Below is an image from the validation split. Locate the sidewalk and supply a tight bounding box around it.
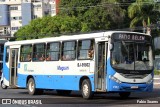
[154,75,160,85]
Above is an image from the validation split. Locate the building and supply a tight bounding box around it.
[0,25,10,39]
[50,0,60,16]
[0,0,59,39]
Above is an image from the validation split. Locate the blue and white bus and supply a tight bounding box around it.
[1,31,154,99]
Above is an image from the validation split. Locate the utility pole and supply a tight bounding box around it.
[142,20,147,33]
[146,27,151,35]
[142,20,151,35]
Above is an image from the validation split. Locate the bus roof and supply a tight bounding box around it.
[4,31,149,46]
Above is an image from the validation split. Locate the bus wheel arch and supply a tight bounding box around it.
[79,76,93,99]
[26,76,43,95]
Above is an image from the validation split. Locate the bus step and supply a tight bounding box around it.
[96,89,106,92]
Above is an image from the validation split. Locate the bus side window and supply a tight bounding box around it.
[39,54,45,61]
[5,46,9,62]
[78,39,94,60]
[88,46,94,59]
[25,54,32,61]
[33,54,38,61]
[61,41,76,61]
[20,45,32,62]
[46,55,51,61]
[46,42,60,61]
[33,43,45,62]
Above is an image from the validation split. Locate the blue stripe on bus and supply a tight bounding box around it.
[108,79,153,92]
[17,73,95,91]
[107,57,116,91]
[3,63,9,81]
[2,46,10,82]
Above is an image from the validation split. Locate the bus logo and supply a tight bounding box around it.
[57,66,69,71]
[24,64,27,71]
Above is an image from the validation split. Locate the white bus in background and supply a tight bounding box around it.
[1,31,154,99]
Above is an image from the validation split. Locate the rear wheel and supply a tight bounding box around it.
[27,78,37,95]
[1,81,7,89]
[119,92,131,99]
[81,79,93,99]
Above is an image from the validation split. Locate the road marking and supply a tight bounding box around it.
[154,78,160,80]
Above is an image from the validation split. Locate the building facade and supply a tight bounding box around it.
[0,0,59,39]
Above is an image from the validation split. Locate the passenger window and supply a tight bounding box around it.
[78,39,94,60]
[0,44,4,61]
[20,45,32,62]
[46,42,60,61]
[62,41,76,61]
[33,43,45,61]
[5,46,9,62]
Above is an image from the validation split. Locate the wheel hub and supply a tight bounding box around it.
[29,82,34,92]
[83,84,89,96]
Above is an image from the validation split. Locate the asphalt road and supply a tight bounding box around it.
[0,84,160,107]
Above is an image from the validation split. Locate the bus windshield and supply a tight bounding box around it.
[111,41,153,71]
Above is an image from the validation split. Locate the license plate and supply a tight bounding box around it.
[131,86,138,89]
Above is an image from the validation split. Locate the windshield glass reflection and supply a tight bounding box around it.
[111,41,153,70]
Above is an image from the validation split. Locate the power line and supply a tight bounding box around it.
[0,1,159,13]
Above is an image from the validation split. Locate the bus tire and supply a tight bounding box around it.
[119,92,131,99]
[1,81,7,89]
[81,79,93,99]
[27,78,37,95]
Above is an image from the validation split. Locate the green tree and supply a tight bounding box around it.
[58,0,126,31]
[128,0,160,28]
[15,16,81,40]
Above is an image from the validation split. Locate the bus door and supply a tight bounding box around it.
[9,48,19,88]
[95,42,107,91]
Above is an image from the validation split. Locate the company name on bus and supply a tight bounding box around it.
[57,66,69,71]
[118,34,145,41]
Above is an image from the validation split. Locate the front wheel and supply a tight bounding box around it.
[119,92,131,99]
[27,78,37,95]
[81,79,93,99]
[1,81,7,89]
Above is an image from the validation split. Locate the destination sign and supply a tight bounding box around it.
[119,34,145,40]
[112,33,151,42]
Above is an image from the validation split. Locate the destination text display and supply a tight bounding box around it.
[112,33,151,42]
[119,34,145,40]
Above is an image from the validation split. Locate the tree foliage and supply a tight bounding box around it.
[15,0,127,40]
[128,0,160,28]
[15,16,81,40]
[15,0,160,40]
[58,0,126,30]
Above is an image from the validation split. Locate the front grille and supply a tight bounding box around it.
[120,73,148,79]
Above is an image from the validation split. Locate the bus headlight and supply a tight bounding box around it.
[146,78,153,84]
[109,75,121,84]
